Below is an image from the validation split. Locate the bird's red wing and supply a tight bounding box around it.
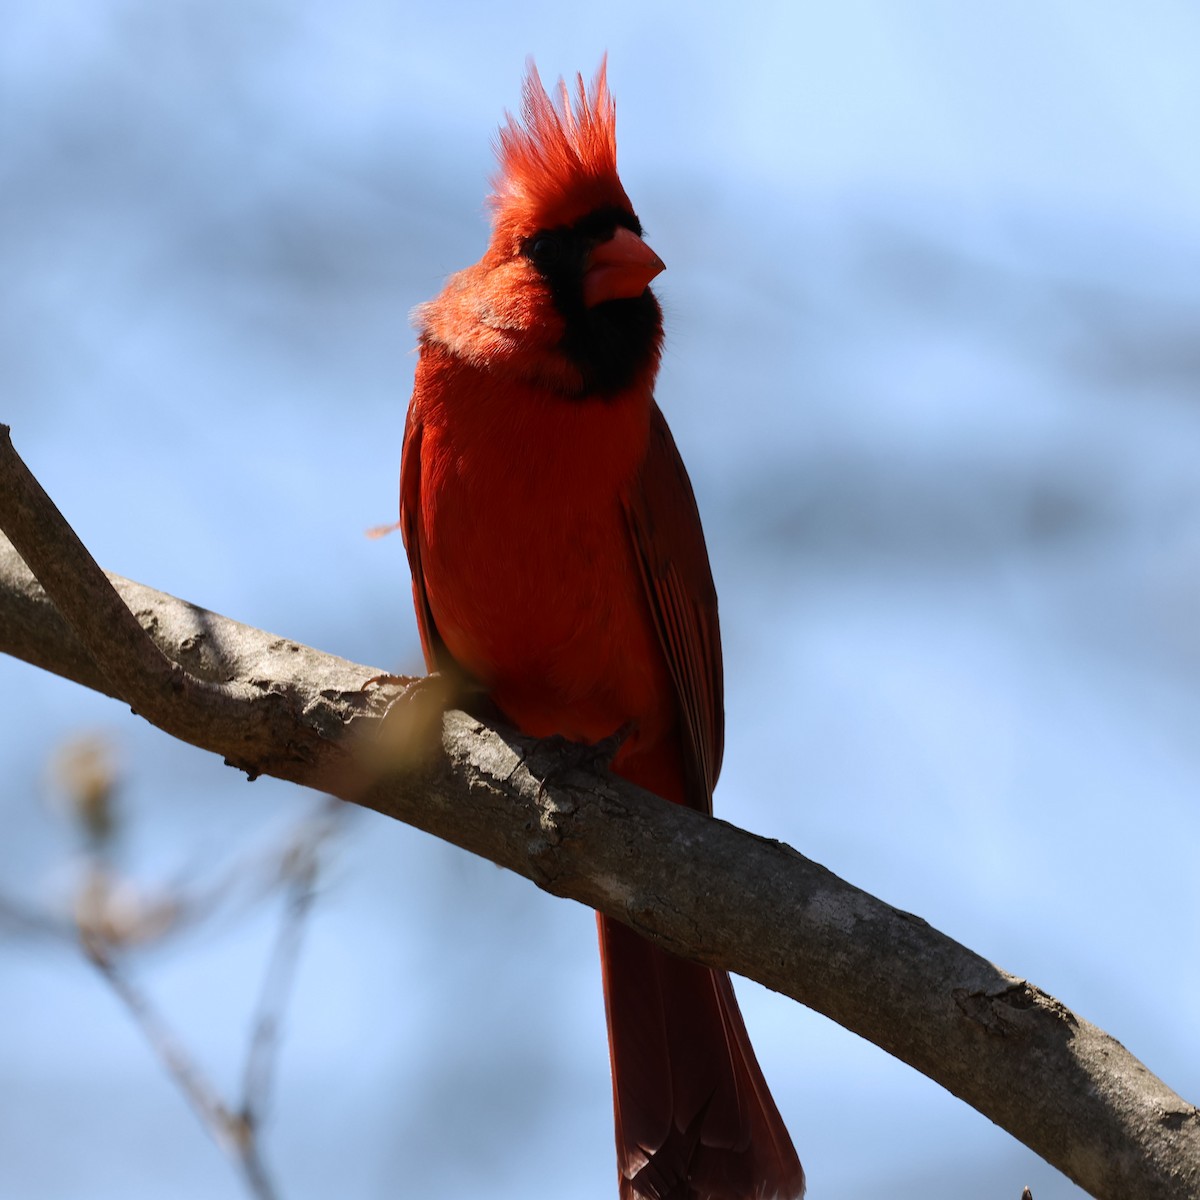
[399,409,452,675]
[622,402,724,815]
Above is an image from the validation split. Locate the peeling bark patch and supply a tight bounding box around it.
[133,608,160,636]
[953,986,1022,1037]
[952,980,1077,1038]
[1161,1106,1200,1132]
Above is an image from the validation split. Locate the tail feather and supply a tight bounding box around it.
[598,914,805,1200]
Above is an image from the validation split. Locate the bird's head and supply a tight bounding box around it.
[422,59,664,397]
[488,57,663,300]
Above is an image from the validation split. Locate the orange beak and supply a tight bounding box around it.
[582,226,665,308]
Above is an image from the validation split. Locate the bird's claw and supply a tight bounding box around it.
[533,721,636,797]
[360,671,418,692]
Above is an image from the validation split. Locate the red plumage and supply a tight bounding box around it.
[490,62,634,246]
[401,60,805,1200]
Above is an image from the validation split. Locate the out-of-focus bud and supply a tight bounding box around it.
[53,734,120,851]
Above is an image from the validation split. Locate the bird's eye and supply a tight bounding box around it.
[527,232,564,265]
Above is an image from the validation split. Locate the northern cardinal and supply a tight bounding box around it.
[400,61,805,1200]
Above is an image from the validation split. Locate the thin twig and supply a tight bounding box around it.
[239,800,344,1129]
[69,808,343,1200]
[70,825,343,1200]
[81,934,246,1163]
[0,775,345,1200]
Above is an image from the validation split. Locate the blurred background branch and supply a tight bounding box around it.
[0,729,346,1200]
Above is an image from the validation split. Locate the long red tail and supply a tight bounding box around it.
[598,914,805,1200]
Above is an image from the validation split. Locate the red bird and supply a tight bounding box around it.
[400,61,805,1200]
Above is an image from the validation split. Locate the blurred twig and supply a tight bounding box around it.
[3,730,348,1200]
[76,795,344,1200]
[239,799,344,1134]
[81,932,247,1176]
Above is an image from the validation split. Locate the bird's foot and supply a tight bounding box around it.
[532,722,636,797]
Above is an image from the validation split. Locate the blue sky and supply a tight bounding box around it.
[3,3,1199,1198]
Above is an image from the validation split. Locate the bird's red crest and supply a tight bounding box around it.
[489,58,634,246]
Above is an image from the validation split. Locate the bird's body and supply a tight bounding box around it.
[401,62,804,1200]
[406,352,669,753]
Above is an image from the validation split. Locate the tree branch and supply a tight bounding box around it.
[2,427,1197,1200]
